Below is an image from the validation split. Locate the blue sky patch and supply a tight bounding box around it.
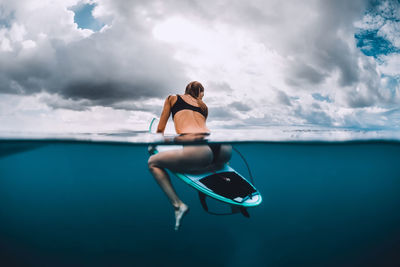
[70,3,104,31]
[382,74,400,96]
[312,93,332,103]
[0,9,14,28]
[355,30,400,58]
[355,1,400,58]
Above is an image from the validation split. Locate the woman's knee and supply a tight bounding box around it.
[148,151,182,172]
[148,155,158,170]
[148,156,167,179]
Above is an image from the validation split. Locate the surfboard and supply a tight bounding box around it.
[148,118,262,210]
[150,145,262,208]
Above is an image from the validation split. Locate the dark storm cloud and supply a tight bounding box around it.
[0,44,54,94]
[62,79,161,103]
[55,25,187,103]
[0,1,187,108]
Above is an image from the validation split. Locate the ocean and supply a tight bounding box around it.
[1,136,400,266]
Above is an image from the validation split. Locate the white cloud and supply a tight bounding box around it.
[0,93,155,133]
[378,20,400,47]
[379,54,400,76]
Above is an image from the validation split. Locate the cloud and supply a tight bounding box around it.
[209,106,237,120]
[0,0,187,105]
[38,93,91,111]
[275,90,292,106]
[230,101,252,112]
[285,61,328,86]
[0,0,400,133]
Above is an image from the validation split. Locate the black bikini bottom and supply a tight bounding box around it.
[175,134,220,163]
[208,143,221,164]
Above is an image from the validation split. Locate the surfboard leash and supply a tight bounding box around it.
[232,146,255,185]
[205,146,255,204]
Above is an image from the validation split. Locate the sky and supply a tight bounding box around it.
[0,0,399,134]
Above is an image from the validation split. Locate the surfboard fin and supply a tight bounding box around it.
[240,207,250,218]
[230,206,250,218]
[198,192,250,218]
[198,192,209,212]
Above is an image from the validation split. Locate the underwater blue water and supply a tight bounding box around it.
[1,140,400,266]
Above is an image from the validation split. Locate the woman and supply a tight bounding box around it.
[148,81,232,231]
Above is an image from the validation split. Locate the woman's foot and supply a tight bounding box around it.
[174,203,189,231]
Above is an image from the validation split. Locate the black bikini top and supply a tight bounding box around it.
[171,95,207,118]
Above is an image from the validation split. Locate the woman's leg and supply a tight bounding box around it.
[148,163,182,208]
[148,145,213,230]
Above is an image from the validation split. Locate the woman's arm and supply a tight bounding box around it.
[157,96,173,133]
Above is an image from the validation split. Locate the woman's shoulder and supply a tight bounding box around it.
[167,94,178,106]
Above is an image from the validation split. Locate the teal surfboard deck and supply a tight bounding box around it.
[148,118,262,207]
